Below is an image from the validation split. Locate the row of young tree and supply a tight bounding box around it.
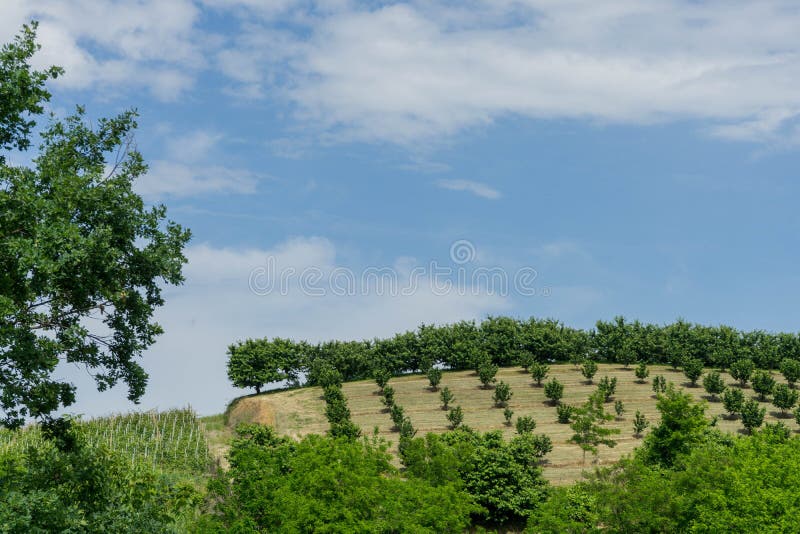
[228,316,800,393]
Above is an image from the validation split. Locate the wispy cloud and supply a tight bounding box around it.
[436,179,501,199]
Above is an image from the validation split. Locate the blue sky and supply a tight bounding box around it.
[3,1,800,416]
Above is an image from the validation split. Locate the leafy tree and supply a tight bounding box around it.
[426,367,442,391]
[751,370,776,401]
[740,398,766,433]
[556,403,574,424]
[227,338,299,394]
[633,410,648,437]
[569,392,619,464]
[0,25,191,428]
[503,407,514,426]
[201,426,477,532]
[722,387,745,418]
[779,358,800,388]
[635,362,649,383]
[390,404,406,430]
[493,381,513,407]
[373,368,392,392]
[447,406,464,429]
[516,415,537,434]
[682,357,704,386]
[702,370,726,401]
[518,352,536,372]
[652,375,667,395]
[529,361,549,386]
[544,378,564,405]
[730,359,755,388]
[597,376,617,402]
[642,385,708,467]
[581,360,598,383]
[314,363,343,389]
[772,383,798,415]
[614,400,625,419]
[477,361,499,389]
[795,406,800,427]
[618,345,636,368]
[381,385,395,409]
[439,386,454,410]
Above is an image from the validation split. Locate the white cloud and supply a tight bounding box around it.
[135,160,260,199]
[436,179,501,199]
[211,0,800,146]
[57,237,509,415]
[1,0,204,100]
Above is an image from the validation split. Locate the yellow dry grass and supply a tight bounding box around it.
[225,363,798,485]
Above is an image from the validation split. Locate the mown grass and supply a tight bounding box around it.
[224,363,800,484]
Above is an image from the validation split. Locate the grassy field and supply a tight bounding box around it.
[224,363,800,484]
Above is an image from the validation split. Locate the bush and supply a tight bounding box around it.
[730,359,755,388]
[581,360,598,383]
[702,371,726,400]
[493,381,513,407]
[516,416,537,434]
[722,388,745,418]
[381,385,395,409]
[751,371,776,401]
[478,362,499,389]
[503,407,514,426]
[772,384,798,415]
[390,404,406,430]
[439,386,454,410]
[530,362,549,386]
[598,376,617,402]
[682,357,704,386]
[652,375,667,395]
[635,362,649,383]
[614,400,625,419]
[741,399,766,433]
[374,368,392,391]
[544,378,564,405]
[780,358,800,388]
[447,406,464,429]
[556,404,574,424]
[427,367,442,391]
[633,411,648,437]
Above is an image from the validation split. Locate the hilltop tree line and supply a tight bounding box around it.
[228,316,800,393]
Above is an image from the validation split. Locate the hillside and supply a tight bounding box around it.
[225,363,800,484]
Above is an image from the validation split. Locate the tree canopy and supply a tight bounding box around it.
[0,24,190,428]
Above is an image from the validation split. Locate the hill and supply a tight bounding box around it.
[225,363,799,484]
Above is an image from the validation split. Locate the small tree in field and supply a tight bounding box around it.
[516,415,537,434]
[503,407,514,426]
[618,347,636,368]
[635,362,649,383]
[794,407,800,427]
[652,375,667,395]
[598,376,617,402]
[703,371,726,401]
[518,352,536,372]
[544,378,564,406]
[633,410,648,437]
[557,403,574,424]
[614,400,625,419]
[740,398,765,433]
[374,368,392,392]
[722,387,744,418]
[493,381,513,407]
[381,385,395,409]
[447,406,464,429]
[581,360,598,383]
[772,384,798,416]
[780,358,800,388]
[730,359,755,388]
[390,404,405,430]
[427,367,442,391]
[682,357,704,386]
[569,392,619,464]
[530,362,549,386]
[478,362,499,389]
[751,371,776,401]
[439,386,454,410]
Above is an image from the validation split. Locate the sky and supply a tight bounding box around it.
[3,0,800,417]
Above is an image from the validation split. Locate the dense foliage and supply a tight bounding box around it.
[228,316,800,395]
[0,24,190,428]
[197,424,478,532]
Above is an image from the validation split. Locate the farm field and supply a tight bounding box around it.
[225,363,800,484]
